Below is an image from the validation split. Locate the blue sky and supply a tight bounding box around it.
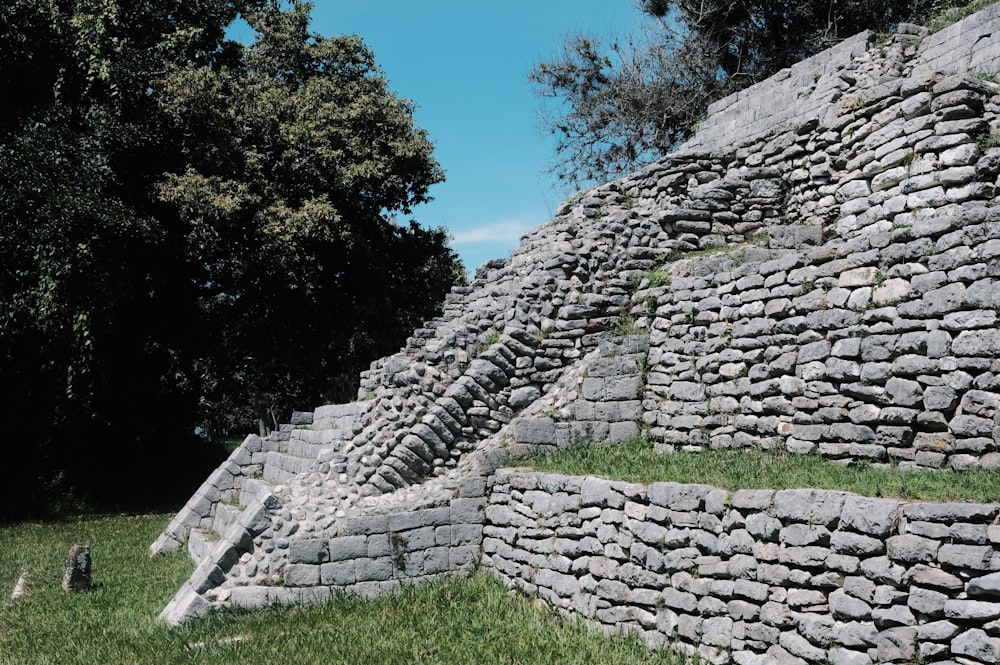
[277,1,642,274]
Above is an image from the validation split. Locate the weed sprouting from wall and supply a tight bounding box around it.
[389,531,409,571]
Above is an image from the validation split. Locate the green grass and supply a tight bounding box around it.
[644,267,672,288]
[0,514,685,665]
[524,439,1000,502]
[0,514,195,665]
[976,128,1000,151]
[612,313,648,336]
[928,0,998,33]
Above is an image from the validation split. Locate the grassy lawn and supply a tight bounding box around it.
[0,514,683,665]
[524,439,1000,503]
[6,444,993,664]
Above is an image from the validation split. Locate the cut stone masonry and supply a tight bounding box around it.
[155,7,1000,665]
[487,471,1000,665]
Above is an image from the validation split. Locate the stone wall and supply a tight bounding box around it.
[615,72,1000,471]
[159,475,487,622]
[152,7,1000,661]
[684,6,1000,154]
[485,470,1000,665]
[913,3,1000,78]
[680,31,876,154]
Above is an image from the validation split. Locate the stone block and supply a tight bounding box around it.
[288,538,330,565]
[944,599,1000,621]
[830,531,885,557]
[609,421,640,443]
[777,546,829,568]
[839,495,900,537]
[902,590,939,624]
[872,604,915,628]
[779,630,825,662]
[886,534,939,563]
[581,377,606,401]
[875,626,916,663]
[458,475,487,498]
[668,381,706,401]
[229,586,272,610]
[648,482,714,511]
[450,497,486,524]
[779,523,830,546]
[418,546,452,575]
[884,377,923,406]
[843,576,875,602]
[328,535,368,562]
[508,386,541,409]
[450,545,480,570]
[236,503,273,536]
[510,417,556,445]
[354,557,393,583]
[967,571,1000,597]
[344,515,390,536]
[951,628,1000,664]
[938,544,995,570]
[62,545,91,593]
[702,616,734,648]
[952,328,1000,356]
[827,647,871,665]
[773,489,847,527]
[284,563,320,587]
[402,526,437,551]
[905,564,963,591]
[662,587,698,613]
[159,583,211,626]
[732,489,775,510]
[830,589,872,622]
[902,503,1000,524]
[860,556,905,585]
[320,560,356,586]
[388,507,452,531]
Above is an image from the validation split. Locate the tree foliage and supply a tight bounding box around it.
[532,0,946,187]
[0,0,462,517]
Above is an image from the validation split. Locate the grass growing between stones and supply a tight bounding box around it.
[928,0,998,33]
[0,513,685,665]
[525,439,1000,502]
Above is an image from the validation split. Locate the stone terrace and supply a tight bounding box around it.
[154,7,1000,665]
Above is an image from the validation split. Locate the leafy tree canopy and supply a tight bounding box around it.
[531,0,951,188]
[0,0,462,517]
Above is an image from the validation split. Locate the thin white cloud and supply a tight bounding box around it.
[451,219,534,245]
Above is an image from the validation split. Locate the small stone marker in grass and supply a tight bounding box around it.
[62,545,91,593]
[10,568,27,599]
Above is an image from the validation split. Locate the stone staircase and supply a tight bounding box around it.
[151,402,370,561]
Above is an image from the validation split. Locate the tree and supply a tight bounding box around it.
[0,0,461,517]
[530,27,720,187]
[532,0,945,188]
[157,2,460,437]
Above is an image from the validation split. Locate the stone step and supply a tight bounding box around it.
[263,450,315,484]
[257,423,356,484]
[240,478,278,506]
[286,438,330,460]
[312,401,369,430]
[187,527,214,564]
[211,502,242,539]
[288,426,347,448]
